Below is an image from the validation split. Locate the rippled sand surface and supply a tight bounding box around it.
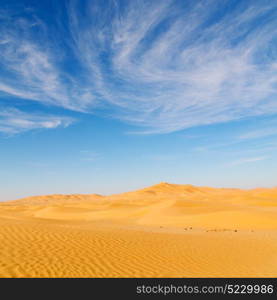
[1,183,277,277]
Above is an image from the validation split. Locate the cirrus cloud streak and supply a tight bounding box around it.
[0,0,277,134]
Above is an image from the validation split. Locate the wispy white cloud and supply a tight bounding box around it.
[226,156,269,167]
[239,128,277,140]
[146,154,178,161]
[80,150,100,162]
[0,108,74,134]
[0,0,277,133]
[67,0,277,133]
[0,9,97,112]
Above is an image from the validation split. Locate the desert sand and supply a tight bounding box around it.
[0,182,277,277]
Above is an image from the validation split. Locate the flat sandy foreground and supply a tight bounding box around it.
[0,182,277,278]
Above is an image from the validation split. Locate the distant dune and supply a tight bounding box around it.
[0,182,277,277]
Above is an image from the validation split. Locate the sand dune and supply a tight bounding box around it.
[0,182,277,277]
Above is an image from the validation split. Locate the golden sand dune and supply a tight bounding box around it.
[0,182,277,277]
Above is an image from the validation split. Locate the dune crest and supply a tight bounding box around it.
[0,183,277,277]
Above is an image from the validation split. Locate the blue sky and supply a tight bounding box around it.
[0,0,277,201]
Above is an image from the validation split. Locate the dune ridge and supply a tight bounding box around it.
[0,182,277,277]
